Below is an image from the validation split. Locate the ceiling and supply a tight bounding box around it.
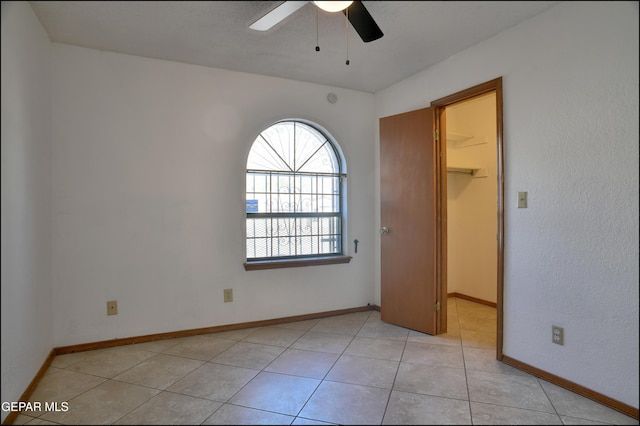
[29,1,560,93]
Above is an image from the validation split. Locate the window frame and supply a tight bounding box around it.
[243,120,351,270]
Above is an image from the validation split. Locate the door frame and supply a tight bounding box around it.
[431,77,504,359]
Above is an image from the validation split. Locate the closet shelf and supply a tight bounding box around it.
[447,132,488,149]
[447,132,473,143]
[447,166,487,177]
[447,166,478,175]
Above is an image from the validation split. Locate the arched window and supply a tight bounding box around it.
[245,120,346,263]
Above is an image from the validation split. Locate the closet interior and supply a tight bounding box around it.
[446,92,497,306]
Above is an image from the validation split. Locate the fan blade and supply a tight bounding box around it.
[249,1,308,31]
[343,1,383,42]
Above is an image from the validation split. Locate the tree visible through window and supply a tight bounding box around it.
[246,120,345,261]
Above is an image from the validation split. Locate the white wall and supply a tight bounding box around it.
[1,1,53,421]
[51,44,376,346]
[374,1,639,408]
[446,93,497,303]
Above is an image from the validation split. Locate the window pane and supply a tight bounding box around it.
[246,214,341,260]
[297,236,314,256]
[298,144,339,174]
[319,217,341,254]
[247,137,290,171]
[296,174,313,193]
[246,172,269,193]
[246,218,269,238]
[247,236,271,258]
[246,120,344,260]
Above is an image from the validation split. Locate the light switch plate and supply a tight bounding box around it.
[518,192,528,208]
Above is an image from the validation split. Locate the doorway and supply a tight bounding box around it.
[445,93,497,305]
[432,77,504,358]
[379,78,504,358]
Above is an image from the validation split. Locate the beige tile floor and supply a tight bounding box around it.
[13,298,638,425]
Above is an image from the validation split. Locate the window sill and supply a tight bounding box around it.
[244,256,352,271]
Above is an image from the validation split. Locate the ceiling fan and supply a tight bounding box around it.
[249,1,384,43]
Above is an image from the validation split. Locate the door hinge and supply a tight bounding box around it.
[434,301,441,312]
[434,129,439,142]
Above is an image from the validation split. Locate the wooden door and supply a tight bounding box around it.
[380,107,438,334]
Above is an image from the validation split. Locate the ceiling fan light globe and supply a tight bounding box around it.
[312,1,353,13]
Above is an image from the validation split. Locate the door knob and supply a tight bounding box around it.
[380,226,389,235]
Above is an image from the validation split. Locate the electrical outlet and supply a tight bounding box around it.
[223,288,233,303]
[552,325,564,345]
[107,300,118,316]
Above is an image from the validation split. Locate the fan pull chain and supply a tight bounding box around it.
[315,6,320,52]
[345,7,350,65]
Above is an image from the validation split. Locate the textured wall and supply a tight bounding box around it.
[1,2,53,420]
[51,44,376,346]
[374,1,639,408]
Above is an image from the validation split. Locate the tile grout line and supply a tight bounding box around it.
[456,298,476,423]
[291,309,376,423]
[380,323,411,425]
